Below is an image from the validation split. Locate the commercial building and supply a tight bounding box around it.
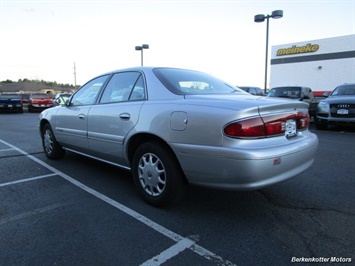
[270,34,355,92]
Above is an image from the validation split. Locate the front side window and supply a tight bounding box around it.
[70,75,109,106]
[100,72,145,103]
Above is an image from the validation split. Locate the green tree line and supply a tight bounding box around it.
[0,79,75,88]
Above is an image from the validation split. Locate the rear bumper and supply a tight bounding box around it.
[316,114,355,124]
[171,131,318,190]
[0,105,23,112]
[29,104,54,111]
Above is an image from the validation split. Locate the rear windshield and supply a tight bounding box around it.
[153,68,246,95]
[267,87,302,98]
[31,94,51,99]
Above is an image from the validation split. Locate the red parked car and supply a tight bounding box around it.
[28,93,54,112]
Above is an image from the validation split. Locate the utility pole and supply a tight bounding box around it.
[73,62,77,88]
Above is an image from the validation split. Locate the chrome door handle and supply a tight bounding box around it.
[78,114,86,120]
[119,113,130,120]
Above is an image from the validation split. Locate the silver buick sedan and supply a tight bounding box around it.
[39,67,318,206]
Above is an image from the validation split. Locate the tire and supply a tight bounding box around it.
[315,117,328,130]
[132,142,187,207]
[41,123,65,159]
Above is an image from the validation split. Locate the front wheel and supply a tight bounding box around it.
[132,142,187,207]
[41,123,65,159]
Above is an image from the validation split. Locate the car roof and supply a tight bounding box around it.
[336,83,355,87]
[271,86,310,89]
[101,66,157,75]
[100,66,211,76]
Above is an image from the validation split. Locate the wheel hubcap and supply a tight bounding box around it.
[138,153,166,196]
[43,129,53,154]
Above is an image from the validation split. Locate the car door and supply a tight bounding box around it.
[54,75,109,153]
[87,71,146,167]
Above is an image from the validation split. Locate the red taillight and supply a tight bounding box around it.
[296,112,310,129]
[224,117,265,137]
[224,112,309,138]
[263,114,287,136]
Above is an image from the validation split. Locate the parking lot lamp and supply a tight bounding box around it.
[135,44,149,66]
[254,10,283,94]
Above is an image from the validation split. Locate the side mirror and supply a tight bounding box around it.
[323,91,330,97]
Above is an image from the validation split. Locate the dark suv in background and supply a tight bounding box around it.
[0,93,23,113]
[19,93,30,106]
[267,86,318,119]
[315,83,355,130]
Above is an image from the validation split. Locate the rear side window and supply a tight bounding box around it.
[255,88,264,95]
[100,72,145,103]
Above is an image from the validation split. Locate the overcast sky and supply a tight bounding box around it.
[0,0,354,87]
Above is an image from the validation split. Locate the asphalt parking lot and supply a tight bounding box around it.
[0,111,354,266]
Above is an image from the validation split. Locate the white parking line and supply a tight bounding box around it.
[140,236,198,266]
[0,173,57,188]
[0,139,237,266]
[0,148,15,152]
[0,203,69,226]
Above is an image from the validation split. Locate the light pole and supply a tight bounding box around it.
[73,62,77,88]
[135,44,149,66]
[254,10,283,94]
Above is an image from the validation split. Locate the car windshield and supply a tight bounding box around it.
[267,87,301,98]
[153,68,245,95]
[331,84,355,96]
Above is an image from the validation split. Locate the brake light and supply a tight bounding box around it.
[224,112,309,138]
[224,117,265,137]
[296,112,310,129]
